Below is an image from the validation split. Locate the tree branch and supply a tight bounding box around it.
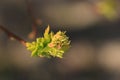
[0,25,26,46]
[25,0,39,39]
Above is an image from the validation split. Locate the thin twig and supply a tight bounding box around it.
[25,0,38,39]
[0,25,26,46]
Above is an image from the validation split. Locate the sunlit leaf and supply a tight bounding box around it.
[26,25,71,58]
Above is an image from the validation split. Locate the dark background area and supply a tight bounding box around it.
[0,0,120,80]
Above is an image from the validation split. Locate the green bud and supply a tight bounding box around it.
[26,25,70,58]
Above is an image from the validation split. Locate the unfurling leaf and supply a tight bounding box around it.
[26,25,71,58]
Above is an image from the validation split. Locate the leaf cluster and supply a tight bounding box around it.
[26,25,70,58]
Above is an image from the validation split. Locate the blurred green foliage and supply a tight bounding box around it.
[97,0,117,19]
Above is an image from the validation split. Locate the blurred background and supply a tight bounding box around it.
[0,0,120,80]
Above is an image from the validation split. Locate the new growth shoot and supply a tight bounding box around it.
[0,25,70,58]
[26,25,70,58]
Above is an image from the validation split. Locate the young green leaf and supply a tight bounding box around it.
[26,25,70,58]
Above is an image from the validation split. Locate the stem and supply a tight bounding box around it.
[0,25,26,46]
[25,0,38,39]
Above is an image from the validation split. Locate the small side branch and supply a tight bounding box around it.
[0,25,26,46]
[25,0,39,39]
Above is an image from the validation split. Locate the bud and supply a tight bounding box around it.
[26,25,71,58]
